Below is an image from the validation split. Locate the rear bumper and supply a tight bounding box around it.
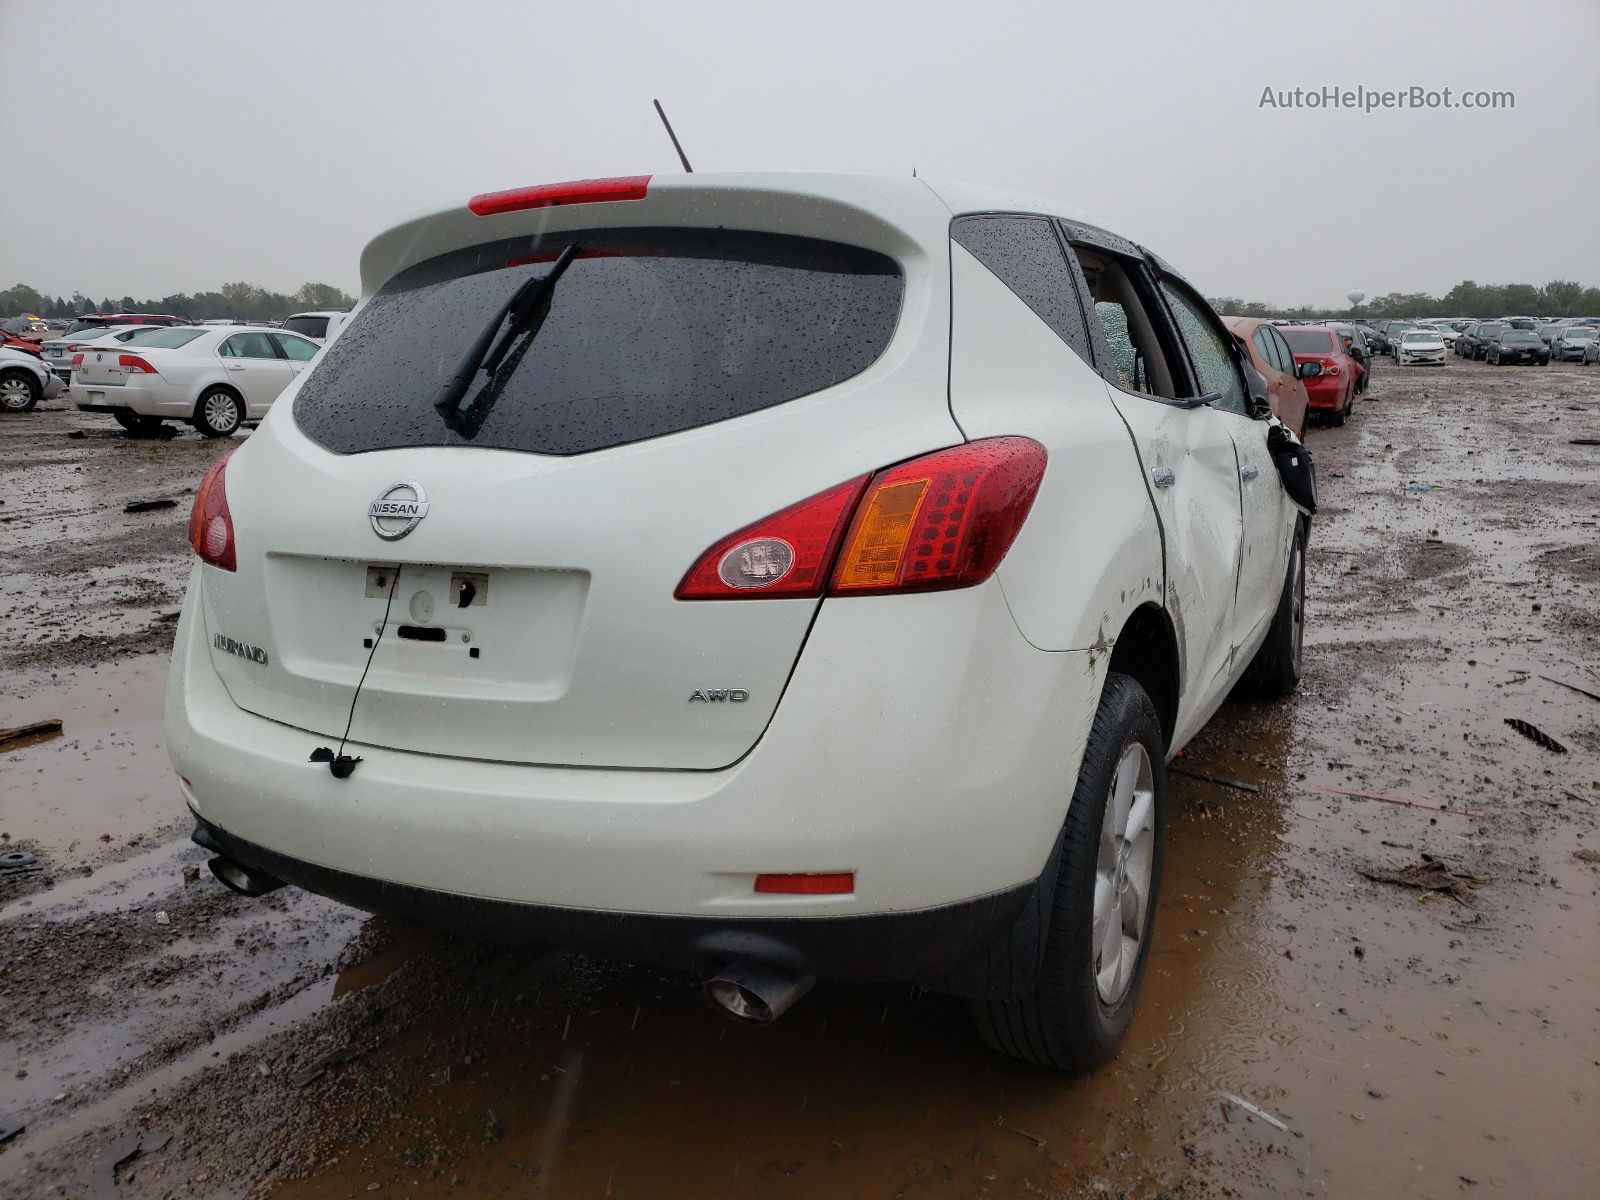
[77,378,191,417]
[191,815,1032,981]
[1303,380,1347,409]
[166,565,1103,967]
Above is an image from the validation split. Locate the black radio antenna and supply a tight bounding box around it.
[652,99,694,173]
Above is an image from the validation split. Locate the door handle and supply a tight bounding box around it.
[1241,463,1260,481]
[225,363,245,371]
[1151,466,1176,489]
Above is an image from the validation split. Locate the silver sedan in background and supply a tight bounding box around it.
[73,325,321,435]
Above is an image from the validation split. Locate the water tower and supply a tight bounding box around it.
[1347,290,1366,309]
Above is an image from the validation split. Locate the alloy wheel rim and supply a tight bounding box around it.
[205,394,238,431]
[0,378,31,408]
[1093,741,1155,1006]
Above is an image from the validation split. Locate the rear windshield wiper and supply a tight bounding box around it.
[431,243,581,418]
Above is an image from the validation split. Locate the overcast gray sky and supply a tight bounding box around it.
[3,0,1596,307]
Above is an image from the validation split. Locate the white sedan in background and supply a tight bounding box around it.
[74,325,321,435]
[1396,328,1448,365]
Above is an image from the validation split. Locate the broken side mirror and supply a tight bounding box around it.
[1297,361,1323,379]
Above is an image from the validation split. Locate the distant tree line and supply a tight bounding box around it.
[1207,279,1600,321]
[0,281,355,321]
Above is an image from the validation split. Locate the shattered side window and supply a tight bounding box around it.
[1094,302,1142,391]
[950,216,1094,359]
[1159,282,1250,417]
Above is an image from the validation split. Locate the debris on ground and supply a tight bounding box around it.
[1212,1090,1291,1133]
[123,499,177,514]
[1568,437,1600,446]
[1358,857,1492,906]
[1538,674,1600,703]
[0,1115,24,1147]
[1503,718,1569,754]
[1304,782,1480,817]
[1170,767,1261,794]
[0,718,64,750]
[0,848,41,873]
[90,1131,145,1198]
[1574,849,1600,865]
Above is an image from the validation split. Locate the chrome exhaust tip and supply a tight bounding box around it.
[704,961,815,1026]
[207,856,285,897]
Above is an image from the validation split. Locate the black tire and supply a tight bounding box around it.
[969,674,1166,1073]
[112,409,165,435]
[0,368,41,413]
[1328,386,1350,427]
[193,387,243,437]
[1238,519,1308,698]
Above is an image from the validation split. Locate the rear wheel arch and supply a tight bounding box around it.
[1106,603,1179,755]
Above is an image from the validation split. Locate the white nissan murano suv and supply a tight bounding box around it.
[167,172,1311,1071]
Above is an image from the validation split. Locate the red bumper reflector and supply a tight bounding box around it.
[468,176,651,216]
[754,872,855,895]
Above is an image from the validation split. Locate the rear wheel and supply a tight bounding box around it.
[969,673,1165,1073]
[1238,520,1307,698]
[194,387,243,437]
[0,369,41,413]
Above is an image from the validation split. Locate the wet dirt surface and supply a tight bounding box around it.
[2,364,1598,1198]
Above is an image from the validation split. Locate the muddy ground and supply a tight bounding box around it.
[2,360,1598,1199]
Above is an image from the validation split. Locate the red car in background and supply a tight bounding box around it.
[1280,325,1360,426]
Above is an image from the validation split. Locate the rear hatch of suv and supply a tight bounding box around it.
[196,174,961,769]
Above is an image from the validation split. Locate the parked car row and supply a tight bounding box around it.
[1322,314,1598,367]
[0,308,351,435]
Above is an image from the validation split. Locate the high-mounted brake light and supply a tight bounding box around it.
[187,452,237,571]
[676,438,1047,602]
[676,476,869,600]
[118,354,157,375]
[468,176,651,217]
[832,438,1047,594]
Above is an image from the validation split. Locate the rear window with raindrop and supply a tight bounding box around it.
[292,227,903,456]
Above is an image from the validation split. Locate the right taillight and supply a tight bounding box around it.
[188,453,237,571]
[675,437,1046,601]
[71,353,84,368]
[831,438,1046,594]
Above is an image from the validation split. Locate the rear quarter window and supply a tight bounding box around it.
[293,227,903,457]
[950,216,1093,359]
